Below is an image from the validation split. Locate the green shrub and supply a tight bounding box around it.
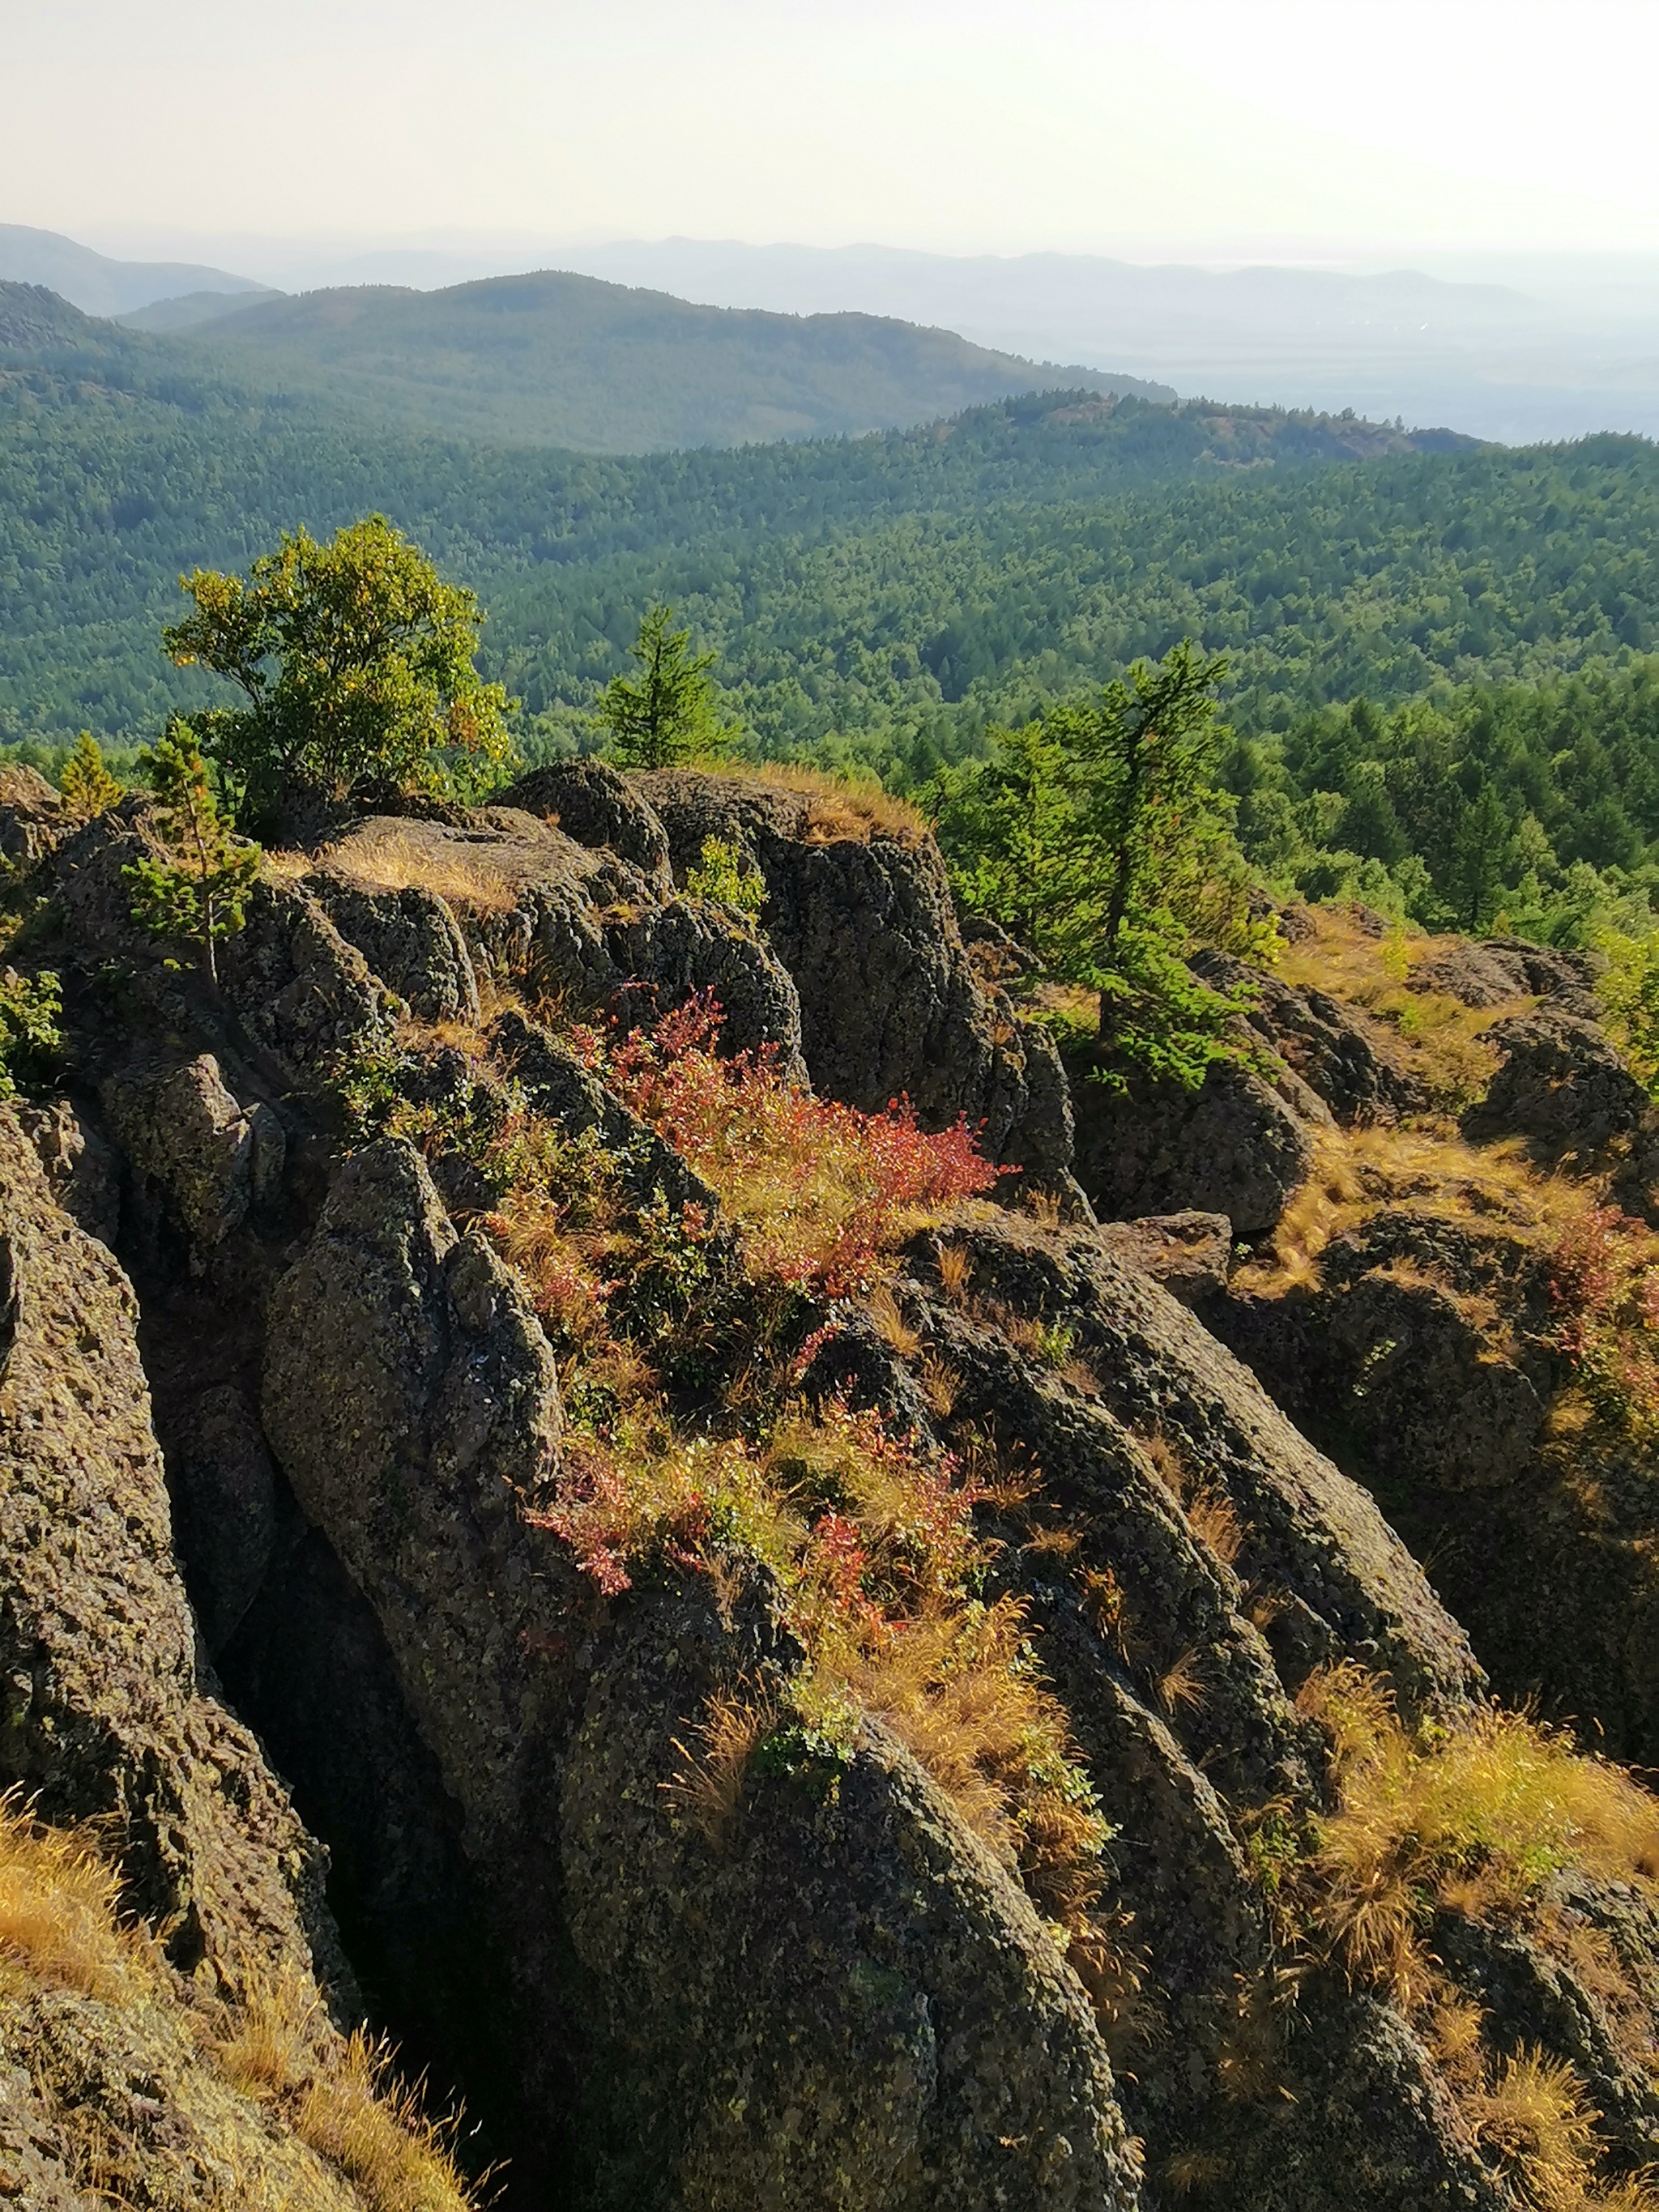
[0,969,62,1100]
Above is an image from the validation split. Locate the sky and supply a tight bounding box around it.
[8,0,1659,268]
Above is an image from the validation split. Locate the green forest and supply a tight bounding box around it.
[7,276,1659,949]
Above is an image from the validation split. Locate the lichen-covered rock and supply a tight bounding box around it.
[0,1107,342,1998]
[906,1211,1484,1716]
[220,880,399,1078]
[1464,1008,1649,1153]
[1192,948,1414,1123]
[100,1053,284,1253]
[1072,1059,1316,1237]
[0,762,68,867]
[603,895,807,1072]
[308,874,480,1023]
[1097,1209,1233,1306]
[636,770,1073,1179]
[261,1141,1145,2210]
[1414,932,1599,1014]
[17,1098,119,1245]
[500,758,675,891]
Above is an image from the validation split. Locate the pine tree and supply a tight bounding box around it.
[58,732,122,820]
[595,604,733,769]
[124,722,261,991]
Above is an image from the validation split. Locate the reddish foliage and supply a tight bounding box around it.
[524,1433,634,1596]
[579,994,1002,1294]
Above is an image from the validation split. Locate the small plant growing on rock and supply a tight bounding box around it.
[125,721,260,991]
[57,731,122,820]
[581,994,1002,1294]
[684,834,765,915]
[0,967,62,1101]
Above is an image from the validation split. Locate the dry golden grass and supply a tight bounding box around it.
[217,1969,324,2098]
[1461,2046,1636,2210]
[834,1596,1109,1922]
[1164,2148,1232,2195]
[936,1240,974,1302]
[868,1280,921,1358]
[662,1688,774,1847]
[1185,1487,1245,1566]
[1158,1646,1208,1719]
[1275,905,1533,1110]
[1298,1666,1659,2017]
[300,828,524,914]
[296,2031,477,2212]
[1235,1116,1590,1297]
[729,761,928,842]
[0,1799,132,2001]
[0,1798,480,2212]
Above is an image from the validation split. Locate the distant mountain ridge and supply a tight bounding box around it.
[0,223,268,318]
[164,266,1175,451]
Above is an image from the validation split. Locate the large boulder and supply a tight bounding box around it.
[0,1106,342,1997]
[500,757,675,891]
[1192,948,1414,1123]
[100,1052,284,1254]
[260,1140,1145,2210]
[307,875,480,1024]
[0,762,68,867]
[1463,1008,1649,1154]
[1072,1059,1316,1238]
[635,770,1075,1180]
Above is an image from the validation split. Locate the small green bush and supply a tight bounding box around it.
[0,970,62,1101]
[685,835,765,915]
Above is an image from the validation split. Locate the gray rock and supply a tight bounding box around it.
[17,1098,119,1245]
[1072,1059,1316,1238]
[1464,1008,1649,1153]
[1096,1209,1233,1306]
[100,1054,282,1252]
[0,1107,343,1997]
[220,880,398,1078]
[261,1141,1145,2210]
[308,876,480,1023]
[1192,948,1414,1123]
[603,896,807,1076]
[636,770,1073,1182]
[0,763,68,868]
[499,758,674,891]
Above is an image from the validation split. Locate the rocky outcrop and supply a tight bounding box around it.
[1464,1007,1649,1154]
[0,1106,340,1997]
[100,1052,285,1255]
[0,762,68,867]
[259,1140,1145,2210]
[1193,948,1414,1123]
[501,757,675,892]
[1097,1208,1233,1306]
[1414,932,1598,1015]
[309,875,481,1024]
[1072,1058,1316,1238]
[637,770,1077,1183]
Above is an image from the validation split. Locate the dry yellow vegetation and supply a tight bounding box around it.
[0,1796,480,2212]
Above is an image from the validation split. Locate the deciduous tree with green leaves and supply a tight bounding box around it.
[164,515,512,818]
[932,642,1275,1089]
[125,722,261,991]
[596,603,734,769]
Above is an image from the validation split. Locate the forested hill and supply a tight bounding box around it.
[6,278,1659,795]
[137,267,1176,450]
[0,285,1487,743]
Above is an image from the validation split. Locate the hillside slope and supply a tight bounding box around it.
[7,758,1659,2206]
[176,266,1174,449]
[0,220,267,316]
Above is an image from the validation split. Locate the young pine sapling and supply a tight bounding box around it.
[125,722,261,992]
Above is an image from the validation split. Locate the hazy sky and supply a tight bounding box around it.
[9,0,1659,262]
